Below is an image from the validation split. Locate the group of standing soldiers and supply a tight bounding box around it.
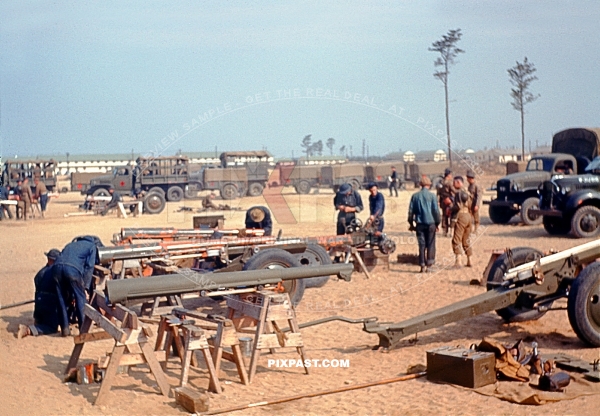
[0,177,49,221]
[437,168,483,268]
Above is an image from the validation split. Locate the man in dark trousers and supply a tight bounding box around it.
[437,168,455,237]
[389,166,399,197]
[0,184,13,220]
[18,249,62,338]
[408,176,441,273]
[52,235,103,336]
[367,182,385,232]
[333,183,364,235]
[245,206,273,236]
[101,188,122,216]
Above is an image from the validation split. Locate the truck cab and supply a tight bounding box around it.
[87,165,134,196]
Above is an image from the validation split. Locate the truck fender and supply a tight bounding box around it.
[566,190,600,212]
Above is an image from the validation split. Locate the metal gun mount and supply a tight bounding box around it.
[105,263,353,304]
[363,239,600,349]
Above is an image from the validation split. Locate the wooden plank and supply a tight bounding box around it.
[95,345,126,406]
[174,386,209,413]
[74,331,113,345]
[84,304,128,343]
[256,333,304,349]
[140,341,171,397]
[226,297,263,321]
[65,316,94,375]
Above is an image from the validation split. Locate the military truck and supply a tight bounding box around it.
[322,163,365,191]
[2,159,57,192]
[275,163,324,194]
[70,172,105,193]
[218,151,271,197]
[487,128,600,225]
[201,165,248,200]
[406,161,449,188]
[86,157,200,202]
[532,156,600,238]
[364,161,406,190]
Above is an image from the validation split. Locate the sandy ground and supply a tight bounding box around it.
[1,181,599,416]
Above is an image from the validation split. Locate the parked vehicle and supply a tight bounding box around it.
[2,159,56,192]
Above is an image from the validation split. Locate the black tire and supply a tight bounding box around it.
[166,185,184,202]
[185,182,203,199]
[567,262,600,347]
[571,206,600,238]
[92,188,110,197]
[295,180,311,195]
[489,204,517,224]
[543,217,571,235]
[520,197,543,226]
[61,187,69,193]
[486,247,553,322]
[220,183,237,200]
[295,244,332,289]
[143,192,166,215]
[148,186,166,196]
[350,179,361,191]
[243,249,306,305]
[247,182,264,197]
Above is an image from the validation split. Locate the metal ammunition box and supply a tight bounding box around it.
[426,346,496,388]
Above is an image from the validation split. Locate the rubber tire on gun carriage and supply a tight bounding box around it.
[520,197,543,226]
[567,262,600,347]
[486,247,554,322]
[242,248,306,306]
[295,244,332,289]
[143,192,166,215]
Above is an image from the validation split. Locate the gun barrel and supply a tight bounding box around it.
[105,263,353,304]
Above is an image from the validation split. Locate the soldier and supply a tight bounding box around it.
[0,184,13,220]
[437,168,455,237]
[388,166,399,197]
[333,183,364,235]
[466,170,483,233]
[451,176,473,268]
[33,178,49,217]
[245,206,273,236]
[202,193,220,210]
[100,188,122,216]
[16,178,34,220]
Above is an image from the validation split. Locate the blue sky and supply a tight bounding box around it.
[1,1,598,159]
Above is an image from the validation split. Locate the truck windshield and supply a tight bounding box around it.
[526,158,553,172]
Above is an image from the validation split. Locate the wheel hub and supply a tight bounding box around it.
[589,281,600,331]
[581,214,599,233]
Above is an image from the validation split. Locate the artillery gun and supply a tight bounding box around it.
[363,240,600,349]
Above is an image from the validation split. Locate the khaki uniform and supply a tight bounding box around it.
[19,182,34,220]
[451,188,473,256]
[437,178,455,235]
[467,181,484,229]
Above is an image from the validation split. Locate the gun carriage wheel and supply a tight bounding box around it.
[486,247,554,322]
[143,192,166,215]
[568,262,600,347]
[295,244,332,288]
[242,249,306,305]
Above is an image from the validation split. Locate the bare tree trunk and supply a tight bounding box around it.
[520,106,525,161]
[444,62,452,168]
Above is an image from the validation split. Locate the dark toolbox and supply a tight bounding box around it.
[426,347,496,388]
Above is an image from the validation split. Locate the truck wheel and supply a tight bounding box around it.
[61,187,69,193]
[92,188,110,197]
[543,217,571,235]
[148,186,166,196]
[295,244,332,289]
[295,180,311,194]
[185,182,203,199]
[520,197,543,226]
[488,204,516,224]
[143,192,166,215]
[166,186,184,202]
[247,182,264,197]
[220,183,237,200]
[567,262,600,347]
[486,247,553,322]
[571,206,600,238]
[350,179,361,191]
[243,249,306,305]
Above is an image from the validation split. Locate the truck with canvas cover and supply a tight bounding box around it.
[86,156,201,202]
[487,128,599,226]
[407,161,448,188]
[278,163,322,194]
[202,165,248,200]
[322,163,365,191]
[71,172,105,193]
[219,151,271,197]
[2,159,57,192]
[364,161,406,190]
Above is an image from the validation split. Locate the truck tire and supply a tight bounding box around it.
[486,247,553,322]
[520,197,543,226]
[295,180,311,194]
[185,182,203,199]
[247,182,264,197]
[571,206,600,238]
[243,249,305,305]
[295,244,332,289]
[350,179,361,191]
[143,192,166,215]
[543,217,571,235]
[148,186,166,196]
[166,186,184,202]
[220,183,238,200]
[567,262,600,347]
[61,187,69,193]
[92,188,110,197]
[488,204,516,224]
